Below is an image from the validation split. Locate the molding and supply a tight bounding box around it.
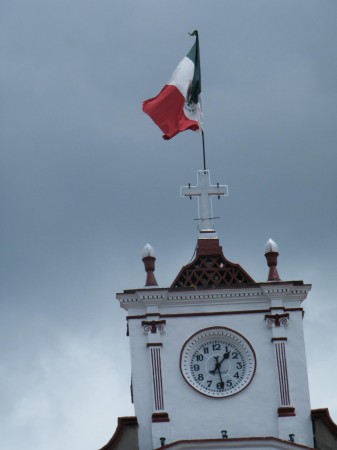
[152,412,170,423]
[147,343,163,347]
[156,436,313,449]
[129,310,269,320]
[118,283,311,311]
[278,406,296,417]
[272,337,288,342]
[127,308,303,321]
[142,319,166,334]
[119,280,310,296]
[265,313,289,328]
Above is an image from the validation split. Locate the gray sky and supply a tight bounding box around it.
[1,1,337,449]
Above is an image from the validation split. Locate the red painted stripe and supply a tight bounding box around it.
[150,349,159,409]
[275,342,291,406]
[278,344,288,405]
[156,349,164,410]
[275,344,285,404]
[151,348,164,410]
[280,343,291,404]
[143,85,199,140]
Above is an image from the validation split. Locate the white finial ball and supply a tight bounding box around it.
[264,238,279,254]
[142,243,156,258]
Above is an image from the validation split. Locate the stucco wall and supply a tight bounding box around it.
[123,284,313,450]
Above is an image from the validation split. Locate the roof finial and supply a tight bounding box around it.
[142,244,158,287]
[264,238,280,281]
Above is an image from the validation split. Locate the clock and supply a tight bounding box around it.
[180,327,256,398]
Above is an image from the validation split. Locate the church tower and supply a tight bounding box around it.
[100,168,323,450]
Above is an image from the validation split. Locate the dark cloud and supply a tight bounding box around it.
[1,1,337,448]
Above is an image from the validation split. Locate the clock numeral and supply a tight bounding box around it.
[181,328,256,398]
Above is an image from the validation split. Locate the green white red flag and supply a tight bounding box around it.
[142,31,203,140]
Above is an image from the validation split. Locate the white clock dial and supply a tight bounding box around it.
[180,327,256,398]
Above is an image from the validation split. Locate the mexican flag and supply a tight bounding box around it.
[142,31,203,140]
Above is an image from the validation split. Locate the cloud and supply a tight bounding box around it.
[1,1,337,447]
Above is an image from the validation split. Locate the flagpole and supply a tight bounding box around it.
[202,130,206,171]
[190,30,206,172]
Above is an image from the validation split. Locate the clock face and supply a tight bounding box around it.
[180,327,256,398]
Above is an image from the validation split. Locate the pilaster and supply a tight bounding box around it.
[142,317,171,449]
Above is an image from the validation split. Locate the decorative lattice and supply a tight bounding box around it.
[171,241,255,289]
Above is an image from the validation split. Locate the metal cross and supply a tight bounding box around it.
[180,170,228,234]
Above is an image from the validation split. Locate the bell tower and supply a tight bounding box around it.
[110,169,315,450]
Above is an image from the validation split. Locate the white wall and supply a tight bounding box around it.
[122,284,313,450]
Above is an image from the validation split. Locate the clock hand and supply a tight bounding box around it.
[211,351,231,370]
[209,351,231,375]
[209,356,220,375]
[218,351,231,365]
[216,364,224,388]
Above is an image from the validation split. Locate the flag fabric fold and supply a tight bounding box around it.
[142,32,203,140]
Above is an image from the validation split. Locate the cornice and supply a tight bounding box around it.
[117,283,311,311]
[127,308,303,320]
[155,436,314,450]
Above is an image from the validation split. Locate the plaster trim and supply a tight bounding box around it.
[156,436,314,449]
